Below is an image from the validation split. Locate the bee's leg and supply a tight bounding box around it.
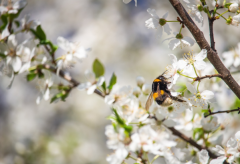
[171,96,186,102]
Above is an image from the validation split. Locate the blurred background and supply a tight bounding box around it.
[0,0,240,163]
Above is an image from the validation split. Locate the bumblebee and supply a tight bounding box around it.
[145,72,185,111]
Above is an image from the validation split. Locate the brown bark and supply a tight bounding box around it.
[169,0,240,99]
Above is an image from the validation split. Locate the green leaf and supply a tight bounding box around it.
[38,71,44,79]
[9,8,24,20]
[193,128,204,141]
[50,93,63,103]
[108,73,117,90]
[123,125,132,133]
[101,81,106,92]
[0,53,6,58]
[14,20,20,28]
[106,115,116,121]
[231,97,240,109]
[31,25,46,41]
[224,3,232,8]
[0,14,8,30]
[50,91,69,103]
[92,59,104,78]
[113,108,125,126]
[26,73,37,81]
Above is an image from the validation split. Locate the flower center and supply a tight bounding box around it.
[159,18,166,26]
[197,4,203,11]
[183,52,195,65]
[9,49,16,57]
[196,93,201,99]
[168,106,174,113]
[175,33,183,39]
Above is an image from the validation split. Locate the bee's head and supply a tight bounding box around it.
[157,75,167,81]
[157,70,168,80]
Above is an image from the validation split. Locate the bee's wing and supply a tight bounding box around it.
[157,82,163,101]
[145,92,153,111]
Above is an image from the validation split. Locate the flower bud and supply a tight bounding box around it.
[226,16,232,25]
[229,3,239,13]
[136,76,145,87]
[197,4,203,11]
[133,86,141,97]
[142,84,151,95]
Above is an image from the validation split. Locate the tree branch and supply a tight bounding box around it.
[42,64,105,98]
[168,127,218,158]
[194,74,222,81]
[204,107,240,118]
[168,0,240,100]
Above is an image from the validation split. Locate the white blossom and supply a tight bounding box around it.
[186,83,214,109]
[142,83,151,95]
[21,15,39,31]
[105,125,126,150]
[159,97,192,118]
[164,54,183,88]
[7,0,27,14]
[133,86,141,97]
[231,14,240,26]
[229,3,239,12]
[104,86,132,105]
[222,43,240,67]
[57,36,87,73]
[123,0,137,6]
[198,149,209,164]
[36,79,53,104]
[136,76,145,87]
[166,32,195,50]
[145,8,172,39]
[179,49,207,73]
[77,70,104,95]
[106,146,128,164]
[182,0,204,26]
[0,35,34,73]
[201,116,220,132]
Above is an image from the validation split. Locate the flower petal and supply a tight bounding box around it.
[194,60,207,70]
[182,36,195,46]
[57,36,71,52]
[123,0,131,4]
[163,23,172,35]
[147,8,159,19]
[209,156,226,164]
[186,82,197,94]
[162,12,168,19]
[168,39,181,50]
[195,49,207,61]
[12,56,22,72]
[87,85,97,95]
[198,149,209,164]
[97,76,105,86]
[201,90,214,99]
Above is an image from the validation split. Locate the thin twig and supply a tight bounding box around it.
[42,64,105,98]
[204,107,240,118]
[167,127,218,158]
[148,115,218,158]
[208,12,216,52]
[168,0,240,101]
[44,45,56,65]
[194,74,222,81]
